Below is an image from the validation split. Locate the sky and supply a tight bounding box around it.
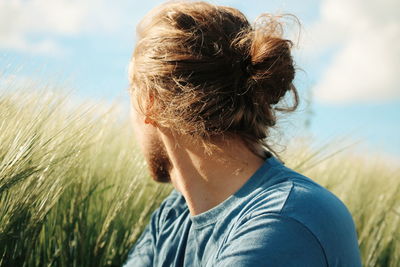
[0,0,399,158]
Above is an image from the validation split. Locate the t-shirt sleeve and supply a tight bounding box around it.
[215,213,328,267]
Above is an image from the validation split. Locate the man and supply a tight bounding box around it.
[124,1,361,266]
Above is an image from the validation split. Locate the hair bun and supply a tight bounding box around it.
[246,14,297,105]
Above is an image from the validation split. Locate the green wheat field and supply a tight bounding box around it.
[0,81,399,266]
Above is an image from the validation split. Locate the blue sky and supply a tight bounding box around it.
[0,0,399,158]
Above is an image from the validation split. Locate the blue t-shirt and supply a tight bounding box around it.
[124,156,361,266]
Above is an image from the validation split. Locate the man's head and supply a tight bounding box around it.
[128,1,298,182]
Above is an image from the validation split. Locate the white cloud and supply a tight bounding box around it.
[0,0,125,55]
[0,34,63,55]
[306,0,400,104]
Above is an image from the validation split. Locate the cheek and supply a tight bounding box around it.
[130,108,145,148]
[138,126,157,155]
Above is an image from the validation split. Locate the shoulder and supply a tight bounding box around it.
[236,161,341,219]
[272,169,358,246]
[243,160,354,228]
[225,163,360,266]
[216,211,328,266]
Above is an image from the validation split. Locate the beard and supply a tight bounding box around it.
[144,137,172,183]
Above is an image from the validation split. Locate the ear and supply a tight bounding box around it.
[144,95,157,126]
[144,116,156,125]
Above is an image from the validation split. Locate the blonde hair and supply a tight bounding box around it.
[129,1,298,154]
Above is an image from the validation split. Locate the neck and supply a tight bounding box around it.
[159,131,265,215]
